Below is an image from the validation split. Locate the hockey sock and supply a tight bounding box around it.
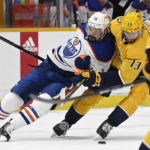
[18,106,40,125]
[108,105,129,127]
[65,105,84,126]
[139,131,150,150]
[139,143,150,150]
[9,105,40,131]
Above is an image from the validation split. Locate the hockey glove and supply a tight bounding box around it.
[74,55,91,75]
[146,49,150,73]
[142,48,150,85]
[82,71,101,87]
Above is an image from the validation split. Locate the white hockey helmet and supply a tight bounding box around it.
[87,12,110,32]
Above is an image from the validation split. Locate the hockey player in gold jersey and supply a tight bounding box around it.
[81,12,150,139]
[82,12,150,139]
[52,12,150,139]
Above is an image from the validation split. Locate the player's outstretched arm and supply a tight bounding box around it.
[81,69,123,89]
[82,71,101,87]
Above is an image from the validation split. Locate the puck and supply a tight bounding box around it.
[98,141,106,144]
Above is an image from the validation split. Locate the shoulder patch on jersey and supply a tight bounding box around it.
[63,37,82,58]
[117,17,122,23]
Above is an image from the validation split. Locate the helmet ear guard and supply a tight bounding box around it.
[122,12,143,33]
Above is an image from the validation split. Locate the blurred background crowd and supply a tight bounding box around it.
[1,0,150,28]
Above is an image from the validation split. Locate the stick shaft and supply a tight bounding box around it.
[0,35,44,61]
[30,78,146,104]
[65,79,85,100]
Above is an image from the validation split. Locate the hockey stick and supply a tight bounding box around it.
[50,78,85,109]
[30,77,146,104]
[0,35,44,61]
[65,79,85,100]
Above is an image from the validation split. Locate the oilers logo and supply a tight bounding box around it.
[63,37,81,58]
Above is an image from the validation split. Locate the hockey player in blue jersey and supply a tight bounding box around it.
[0,12,115,141]
[52,12,149,139]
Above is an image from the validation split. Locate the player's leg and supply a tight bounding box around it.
[53,89,106,136]
[139,131,150,150]
[0,82,72,142]
[0,58,52,122]
[0,92,24,122]
[96,82,149,139]
[52,66,116,136]
[0,93,53,142]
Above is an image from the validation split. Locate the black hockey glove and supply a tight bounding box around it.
[146,49,150,73]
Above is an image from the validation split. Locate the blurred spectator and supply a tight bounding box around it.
[87,0,113,21]
[74,0,113,27]
[12,0,50,27]
[72,0,79,26]
[73,0,88,26]
[64,0,74,27]
[125,0,150,26]
[109,0,133,19]
[26,0,35,5]
[49,0,56,27]
[50,0,74,27]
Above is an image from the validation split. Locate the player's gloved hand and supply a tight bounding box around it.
[81,71,101,87]
[74,55,91,75]
[146,49,150,73]
[143,49,150,87]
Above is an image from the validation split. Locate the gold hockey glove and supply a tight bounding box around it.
[82,71,101,87]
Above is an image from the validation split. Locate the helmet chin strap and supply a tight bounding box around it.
[122,30,142,44]
[122,32,128,44]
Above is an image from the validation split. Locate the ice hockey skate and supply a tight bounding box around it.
[95,119,113,140]
[51,121,71,137]
[0,119,14,142]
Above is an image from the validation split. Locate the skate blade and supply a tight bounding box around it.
[51,132,66,138]
[94,134,102,140]
[0,135,8,142]
[51,132,57,138]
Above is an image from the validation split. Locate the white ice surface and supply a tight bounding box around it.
[1,107,150,150]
